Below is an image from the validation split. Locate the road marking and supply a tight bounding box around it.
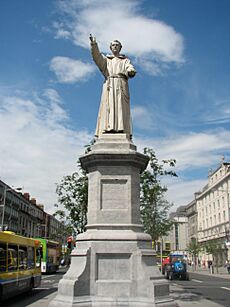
[221,287,230,291]
[192,279,203,283]
[42,275,53,279]
[34,287,51,290]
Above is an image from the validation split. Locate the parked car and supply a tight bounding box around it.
[165,255,189,280]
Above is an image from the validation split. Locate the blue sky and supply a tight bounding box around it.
[0,0,229,213]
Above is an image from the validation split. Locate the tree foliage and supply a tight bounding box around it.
[140,148,177,244]
[52,207,76,238]
[186,237,202,270]
[204,239,222,257]
[204,239,223,271]
[187,237,202,257]
[55,162,88,235]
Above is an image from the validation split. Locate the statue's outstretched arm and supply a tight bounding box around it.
[89,35,106,74]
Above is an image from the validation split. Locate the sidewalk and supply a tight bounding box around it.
[187,265,230,279]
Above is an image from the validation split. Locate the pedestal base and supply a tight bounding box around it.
[50,231,175,307]
[49,137,176,306]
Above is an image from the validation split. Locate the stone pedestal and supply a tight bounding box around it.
[50,135,175,306]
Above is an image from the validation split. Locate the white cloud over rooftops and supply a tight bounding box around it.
[50,56,95,83]
[135,129,230,207]
[135,129,230,172]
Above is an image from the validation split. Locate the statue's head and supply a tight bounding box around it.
[110,40,122,55]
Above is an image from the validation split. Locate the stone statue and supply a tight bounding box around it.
[89,35,136,139]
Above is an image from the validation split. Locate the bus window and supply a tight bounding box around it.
[8,245,18,271]
[36,247,42,268]
[0,243,6,272]
[27,246,35,269]
[19,246,27,270]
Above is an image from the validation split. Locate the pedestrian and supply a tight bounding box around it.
[225,260,230,274]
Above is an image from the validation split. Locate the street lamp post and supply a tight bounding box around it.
[0,186,22,231]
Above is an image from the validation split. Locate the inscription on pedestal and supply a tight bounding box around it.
[100,179,128,210]
[97,254,131,280]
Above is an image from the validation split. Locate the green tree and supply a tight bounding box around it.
[52,207,76,238]
[204,239,222,273]
[186,237,202,270]
[55,162,88,235]
[54,142,94,235]
[140,148,177,246]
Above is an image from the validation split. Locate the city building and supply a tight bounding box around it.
[195,162,230,266]
[0,179,65,243]
[168,206,188,252]
[157,206,188,259]
[186,199,198,242]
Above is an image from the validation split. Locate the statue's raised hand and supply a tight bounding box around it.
[89,34,96,44]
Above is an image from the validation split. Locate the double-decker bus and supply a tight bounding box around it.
[36,238,60,273]
[0,231,41,301]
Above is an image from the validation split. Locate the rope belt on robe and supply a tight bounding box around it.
[106,74,127,90]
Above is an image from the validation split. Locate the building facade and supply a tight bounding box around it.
[160,206,188,256]
[186,199,198,242]
[195,162,230,265]
[0,180,65,242]
[168,206,188,252]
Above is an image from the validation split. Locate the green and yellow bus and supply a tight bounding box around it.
[0,231,41,300]
[36,238,60,273]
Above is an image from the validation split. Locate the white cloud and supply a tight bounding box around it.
[135,130,230,171]
[50,56,95,83]
[43,88,61,103]
[132,106,155,130]
[0,91,92,213]
[53,21,72,40]
[166,178,207,210]
[55,0,185,74]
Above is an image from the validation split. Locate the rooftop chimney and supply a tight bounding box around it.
[24,193,30,200]
[31,198,36,205]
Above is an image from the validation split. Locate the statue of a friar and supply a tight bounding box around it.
[89,35,136,139]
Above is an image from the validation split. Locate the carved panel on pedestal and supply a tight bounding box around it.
[97,254,131,280]
[100,179,128,210]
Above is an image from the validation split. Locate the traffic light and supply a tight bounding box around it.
[67,236,73,249]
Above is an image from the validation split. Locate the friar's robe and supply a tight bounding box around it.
[91,42,136,139]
